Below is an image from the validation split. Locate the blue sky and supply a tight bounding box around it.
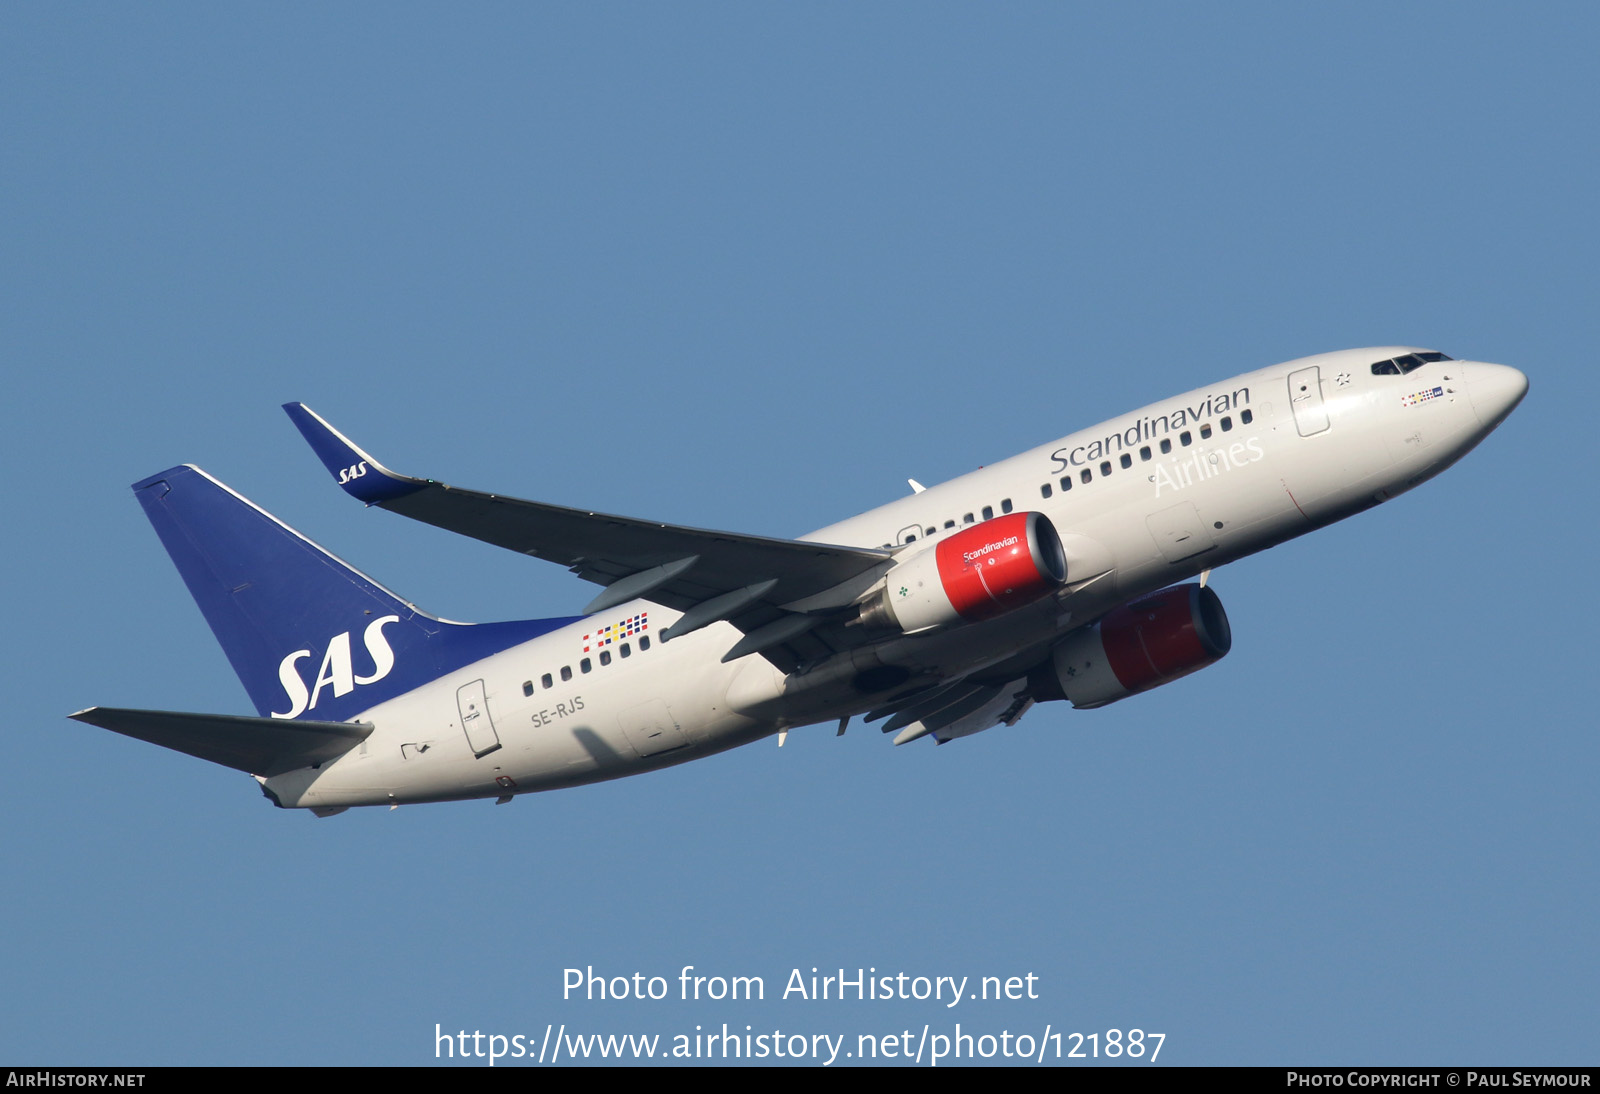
[4,3,1595,1066]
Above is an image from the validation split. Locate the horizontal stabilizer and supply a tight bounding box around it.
[70,707,373,778]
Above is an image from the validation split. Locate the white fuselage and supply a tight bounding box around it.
[266,348,1525,809]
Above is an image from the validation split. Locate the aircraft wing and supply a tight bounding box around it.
[864,676,1034,745]
[284,404,894,666]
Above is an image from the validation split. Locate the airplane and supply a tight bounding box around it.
[71,348,1527,816]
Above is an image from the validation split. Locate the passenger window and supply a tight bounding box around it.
[599,650,611,666]
[1001,498,1013,514]
[541,673,553,689]
[581,658,592,674]
[982,505,994,520]
[1040,483,1052,499]
[1220,417,1232,432]
[1080,469,1092,484]
[620,643,630,658]
[1119,453,1132,469]
[963,513,974,524]
[1240,409,1253,425]
[926,527,936,536]
[1059,476,1073,492]
[1160,438,1172,454]
[1200,424,1212,440]
[944,519,955,528]
[640,636,650,652]
[1180,431,1192,446]
[1139,446,1151,461]
[523,681,534,696]
[1100,461,1112,476]
[561,666,572,682]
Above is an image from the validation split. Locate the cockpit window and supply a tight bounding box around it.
[1371,350,1453,376]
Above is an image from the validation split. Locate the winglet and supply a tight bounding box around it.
[282,403,426,504]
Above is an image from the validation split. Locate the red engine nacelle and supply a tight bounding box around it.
[859,512,1067,634]
[1033,583,1232,708]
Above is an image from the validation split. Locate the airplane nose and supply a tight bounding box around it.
[1464,362,1529,429]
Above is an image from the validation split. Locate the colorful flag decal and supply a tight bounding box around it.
[1401,386,1444,408]
[582,612,649,653]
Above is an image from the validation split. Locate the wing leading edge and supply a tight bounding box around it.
[282,403,894,668]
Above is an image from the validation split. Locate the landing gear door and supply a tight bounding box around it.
[1288,367,1330,437]
[456,680,502,758]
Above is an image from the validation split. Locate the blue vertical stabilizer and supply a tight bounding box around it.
[133,466,578,721]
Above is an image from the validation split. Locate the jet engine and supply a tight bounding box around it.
[858,512,1067,634]
[1032,583,1232,708]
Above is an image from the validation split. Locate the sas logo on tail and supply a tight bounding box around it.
[272,615,400,719]
[337,461,369,484]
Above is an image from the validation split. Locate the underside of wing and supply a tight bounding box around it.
[865,677,1035,745]
[70,707,374,778]
[284,404,895,670]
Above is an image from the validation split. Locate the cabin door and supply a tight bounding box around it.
[456,680,502,758]
[1288,367,1330,436]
